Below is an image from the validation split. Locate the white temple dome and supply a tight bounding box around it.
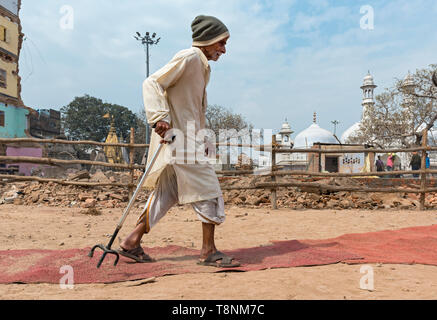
[341,122,361,143]
[294,123,337,148]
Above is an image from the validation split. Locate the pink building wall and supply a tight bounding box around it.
[6,147,42,176]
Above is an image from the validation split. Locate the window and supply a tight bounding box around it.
[0,69,6,88]
[0,111,4,127]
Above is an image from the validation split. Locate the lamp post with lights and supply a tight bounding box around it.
[134,31,161,160]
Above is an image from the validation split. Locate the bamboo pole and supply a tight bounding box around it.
[220,186,259,190]
[0,174,135,187]
[0,137,149,148]
[271,135,277,209]
[216,165,285,176]
[4,138,437,153]
[216,143,437,153]
[217,168,437,178]
[270,169,432,178]
[420,129,428,210]
[0,156,146,170]
[269,146,429,154]
[255,181,424,194]
[216,170,256,175]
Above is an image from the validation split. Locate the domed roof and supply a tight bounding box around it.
[402,71,415,89]
[341,122,361,143]
[294,123,337,148]
[279,119,293,134]
[361,71,376,87]
[403,72,414,84]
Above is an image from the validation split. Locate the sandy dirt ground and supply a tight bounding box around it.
[1,203,437,300]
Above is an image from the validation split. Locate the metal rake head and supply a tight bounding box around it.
[88,244,120,268]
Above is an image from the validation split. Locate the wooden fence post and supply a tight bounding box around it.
[129,127,135,200]
[420,128,428,210]
[271,135,277,210]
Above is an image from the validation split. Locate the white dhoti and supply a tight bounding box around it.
[136,165,225,233]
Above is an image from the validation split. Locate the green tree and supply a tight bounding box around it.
[61,94,138,143]
[133,108,148,164]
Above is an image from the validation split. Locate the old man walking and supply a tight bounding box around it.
[118,15,240,268]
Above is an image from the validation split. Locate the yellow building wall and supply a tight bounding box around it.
[0,15,19,56]
[0,60,18,98]
[0,14,19,99]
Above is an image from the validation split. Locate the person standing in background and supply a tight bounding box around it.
[410,152,421,178]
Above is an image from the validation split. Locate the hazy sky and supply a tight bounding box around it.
[18,0,437,138]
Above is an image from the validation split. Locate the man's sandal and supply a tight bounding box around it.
[118,246,155,263]
[197,251,240,268]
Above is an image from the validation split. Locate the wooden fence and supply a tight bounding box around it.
[0,128,435,210]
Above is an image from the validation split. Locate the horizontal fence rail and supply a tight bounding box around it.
[0,137,149,148]
[0,156,145,170]
[0,174,135,188]
[254,181,427,194]
[270,146,437,154]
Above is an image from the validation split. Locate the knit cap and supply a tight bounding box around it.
[191,15,230,46]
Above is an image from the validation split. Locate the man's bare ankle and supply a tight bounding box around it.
[120,239,139,250]
[200,248,217,258]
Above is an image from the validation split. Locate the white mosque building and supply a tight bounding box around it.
[259,70,436,173]
[274,113,339,171]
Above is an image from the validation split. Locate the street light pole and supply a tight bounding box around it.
[146,38,149,77]
[134,31,161,162]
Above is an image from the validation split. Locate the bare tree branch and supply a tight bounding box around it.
[346,64,437,148]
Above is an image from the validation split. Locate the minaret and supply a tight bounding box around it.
[360,71,377,119]
[278,118,293,146]
[401,71,415,106]
[400,71,415,128]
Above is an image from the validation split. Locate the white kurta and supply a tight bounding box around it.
[142,47,222,204]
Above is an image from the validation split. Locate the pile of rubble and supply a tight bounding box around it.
[220,175,436,210]
[0,169,151,209]
[1,170,436,210]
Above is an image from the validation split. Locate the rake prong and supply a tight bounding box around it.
[97,251,107,268]
[88,244,102,257]
[113,251,120,266]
